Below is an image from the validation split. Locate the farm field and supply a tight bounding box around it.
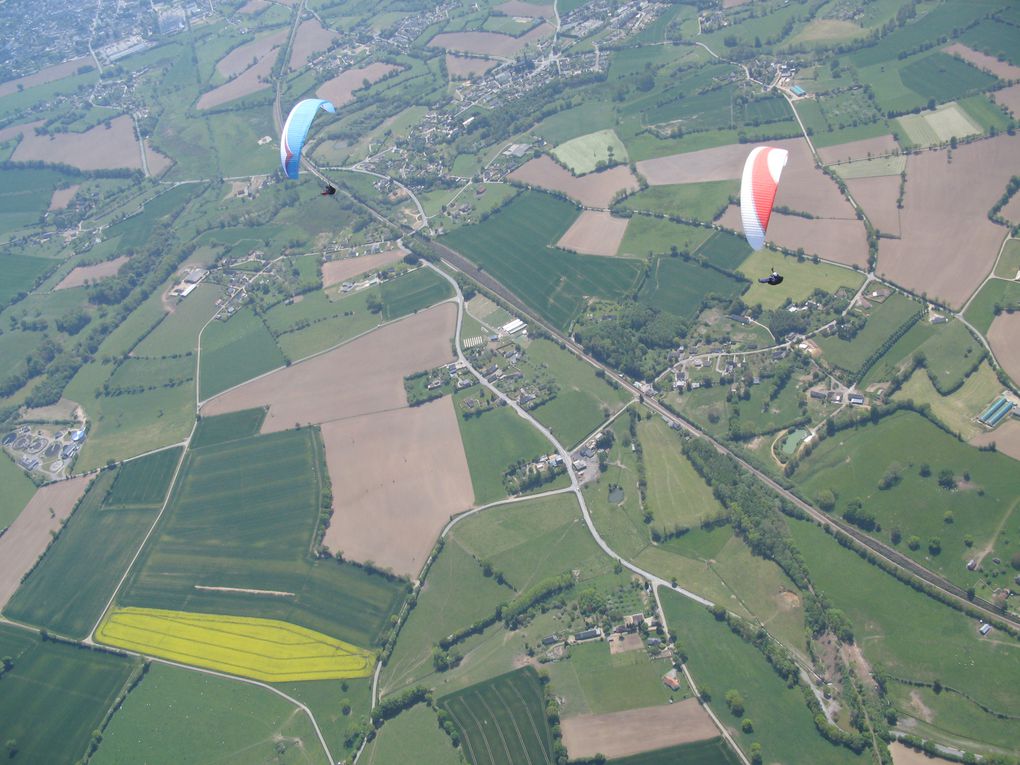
[816,135,900,165]
[4,452,179,638]
[0,253,53,305]
[816,293,922,378]
[896,101,982,148]
[987,312,1020,384]
[660,592,865,765]
[379,266,454,319]
[0,474,91,609]
[0,623,138,765]
[53,255,130,290]
[428,24,551,58]
[551,128,628,175]
[618,214,714,258]
[191,407,266,448]
[202,303,456,431]
[92,662,327,765]
[133,284,221,357]
[945,42,1020,81]
[445,53,497,79]
[440,191,643,331]
[508,154,639,209]
[893,361,1002,440]
[12,114,168,171]
[0,452,35,529]
[963,278,1020,335]
[97,607,374,681]
[620,180,737,223]
[199,306,285,400]
[639,255,745,318]
[289,18,338,68]
[359,703,460,765]
[320,395,473,576]
[321,249,404,287]
[993,239,1020,279]
[556,209,630,257]
[116,428,406,649]
[736,249,864,310]
[609,739,742,765]
[438,668,554,765]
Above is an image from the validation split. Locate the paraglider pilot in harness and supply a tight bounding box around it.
[321,184,336,196]
[759,268,783,286]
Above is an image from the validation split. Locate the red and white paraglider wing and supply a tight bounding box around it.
[740,146,789,251]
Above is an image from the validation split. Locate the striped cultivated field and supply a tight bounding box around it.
[96,607,375,682]
[438,668,554,765]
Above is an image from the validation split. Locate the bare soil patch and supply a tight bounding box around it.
[55,256,130,290]
[316,63,400,107]
[445,54,497,80]
[890,742,955,765]
[562,699,717,760]
[945,43,1020,81]
[971,418,1020,462]
[846,174,901,236]
[1001,193,1020,226]
[509,155,638,209]
[0,474,91,608]
[48,184,80,211]
[995,83,1020,119]
[877,134,1020,308]
[198,53,276,110]
[608,632,644,654]
[495,1,554,19]
[557,210,630,256]
[322,249,404,288]
[12,116,161,171]
[817,134,899,165]
[987,311,1020,383]
[216,29,288,79]
[907,690,934,723]
[238,0,269,13]
[718,205,868,267]
[320,396,473,577]
[201,303,456,430]
[289,19,339,70]
[428,24,552,58]
[0,119,43,143]
[21,398,82,424]
[0,57,91,98]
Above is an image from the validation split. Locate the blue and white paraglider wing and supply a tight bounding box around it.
[280,99,336,179]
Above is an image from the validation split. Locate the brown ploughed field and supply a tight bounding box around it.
[971,419,1020,462]
[48,184,81,211]
[987,311,1020,383]
[216,29,288,79]
[445,54,498,79]
[944,43,1020,80]
[509,155,638,209]
[495,1,554,19]
[198,55,276,110]
[0,57,91,97]
[12,116,169,172]
[561,699,717,760]
[316,63,401,107]
[846,175,901,236]
[289,19,338,69]
[718,205,867,267]
[321,250,404,288]
[557,210,630,256]
[427,24,551,58]
[817,134,899,165]
[55,256,130,290]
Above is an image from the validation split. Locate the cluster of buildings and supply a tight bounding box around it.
[978,394,1017,428]
[2,424,86,477]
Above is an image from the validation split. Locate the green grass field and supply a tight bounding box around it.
[893,360,1001,440]
[0,453,36,529]
[534,101,618,145]
[696,229,756,272]
[92,662,327,765]
[380,267,453,320]
[270,288,383,360]
[525,338,631,448]
[737,250,864,310]
[850,4,990,68]
[963,278,1020,334]
[106,447,181,508]
[133,284,221,357]
[360,703,461,765]
[546,640,677,717]
[899,52,998,105]
[199,306,286,400]
[817,293,922,377]
[859,319,936,386]
[961,17,1020,67]
[117,428,405,648]
[618,214,716,257]
[620,181,737,224]
[438,667,554,765]
[192,407,267,448]
[640,256,746,318]
[994,239,1020,279]
[0,253,54,305]
[660,592,864,765]
[791,410,1020,589]
[0,623,138,765]
[830,155,906,180]
[106,354,194,392]
[896,101,982,147]
[453,389,557,504]
[610,739,742,765]
[552,129,628,175]
[440,191,643,331]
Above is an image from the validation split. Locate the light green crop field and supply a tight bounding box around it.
[859,319,937,387]
[0,452,36,529]
[897,101,981,148]
[552,129,628,175]
[116,428,405,648]
[817,293,922,377]
[451,492,612,594]
[92,662,327,765]
[133,284,221,357]
[106,354,194,392]
[893,361,1002,440]
[993,239,1020,280]
[191,407,267,449]
[660,592,865,765]
[618,213,715,258]
[271,288,382,360]
[640,255,745,318]
[360,703,461,765]
[380,266,454,320]
[620,181,737,224]
[610,739,742,765]
[546,640,677,716]
[0,623,138,765]
[830,154,906,179]
[964,279,1020,335]
[534,101,618,145]
[789,517,1020,721]
[199,306,286,400]
[792,410,1020,590]
[737,250,864,310]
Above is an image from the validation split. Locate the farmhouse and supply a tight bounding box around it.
[809,390,828,401]
[980,624,992,636]
[848,393,866,405]
[542,634,559,646]
[662,667,682,691]
[574,627,602,642]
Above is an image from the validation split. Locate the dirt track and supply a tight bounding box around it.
[201,303,457,430]
[320,396,473,577]
[321,250,404,288]
[509,155,638,209]
[561,699,717,760]
[0,475,91,608]
[316,63,400,107]
[55,256,130,290]
[556,210,630,256]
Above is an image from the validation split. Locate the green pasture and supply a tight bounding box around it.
[380,266,453,319]
[789,517,1020,719]
[817,293,922,377]
[583,433,653,561]
[107,354,194,391]
[639,255,745,318]
[738,250,864,310]
[0,623,138,765]
[695,230,754,272]
[0,253,54,305]
[850,3,991,68]
[451,492,611,594]
[0,453,35,529]
[274,677,372,763]
[525,337,631,448]
[909,318,984,394]
[961,17,1020,67]
[830,155,906,180]
[92,662,326,765]
[610,739,742,765]
[192,407,267,449]
[660,592,865,765]
[791,410,1020,589]
[552,129,628,175]
[964,278,1020,334]
[994,239,1020,279]
[859,319,936,387]
[360,703,460,765]
[620,181,737,224]
[547,640,677,717]
[533,101,617,145]
[618,214,715,258]
[896,101,982,148]
[116,428,405,648]
[0,167,75,235]
[894,361,1001,440]
[438,668,554,765]
[958,94,1011,133]
[133,284,221,357]
[199,306,285,400]
[269,288,382,360]
[441,191,643,331]
[0,69,99,121]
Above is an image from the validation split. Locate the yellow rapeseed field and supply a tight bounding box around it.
[96,607,375,682]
